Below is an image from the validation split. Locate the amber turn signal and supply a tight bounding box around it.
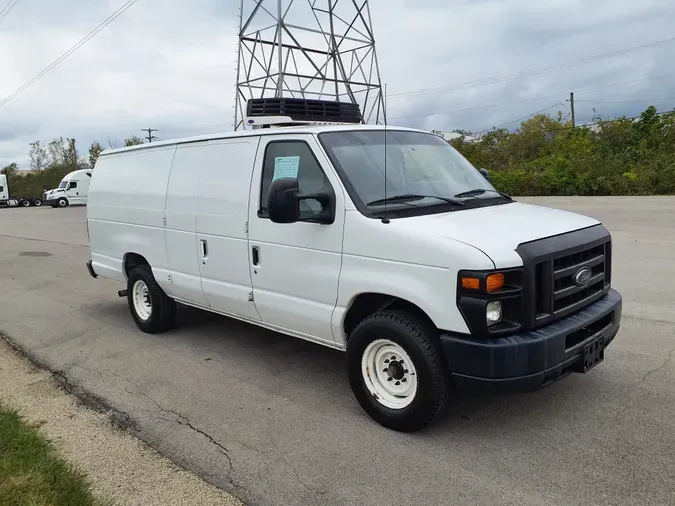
[461,277,480,290]
[486,273,505,292]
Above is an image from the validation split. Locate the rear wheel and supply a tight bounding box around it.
[20,199,30,207]
[126,264,176,333]
[33,199,42,206]
[346,310,450,432]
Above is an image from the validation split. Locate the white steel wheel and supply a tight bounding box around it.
[361,338,418,410]
[132,279,152,321]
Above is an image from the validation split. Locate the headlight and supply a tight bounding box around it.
[457,268,523,337]
[486,300,502,326]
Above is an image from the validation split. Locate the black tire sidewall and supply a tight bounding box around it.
[347,312,448,432]
[127,269,155,332]
[126,265,175,333]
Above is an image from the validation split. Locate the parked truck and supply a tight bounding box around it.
[42,169,92,208]
[0,174,44,208]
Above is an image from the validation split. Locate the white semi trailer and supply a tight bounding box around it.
[0,174,43,208]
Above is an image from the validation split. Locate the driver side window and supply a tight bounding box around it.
[258,140,334,219]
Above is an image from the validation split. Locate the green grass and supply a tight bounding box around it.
[0,405,109,506]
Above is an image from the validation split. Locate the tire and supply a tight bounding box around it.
[57,197,68,208]
[346,310,450,432]
[21,199,30,207]
[126,264,176,333]
[33,199,42,206]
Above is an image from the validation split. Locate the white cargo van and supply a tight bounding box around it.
[85,99,622,432]
[44,169,92,207]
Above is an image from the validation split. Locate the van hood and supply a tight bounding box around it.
[399,201,600,267]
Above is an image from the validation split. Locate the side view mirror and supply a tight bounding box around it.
[267,177,335,224]
[478,168,490,182]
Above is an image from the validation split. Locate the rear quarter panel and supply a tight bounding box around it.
[87,145,176,283]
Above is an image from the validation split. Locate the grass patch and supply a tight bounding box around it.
[0,405,109,506]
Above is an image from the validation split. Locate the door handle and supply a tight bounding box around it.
[200,239,208,259]
[252,246,260,266]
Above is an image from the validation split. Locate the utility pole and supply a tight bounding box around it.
[569,92,575,129]
[141,128,158,143]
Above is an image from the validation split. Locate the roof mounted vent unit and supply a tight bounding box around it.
[245,98,363,129]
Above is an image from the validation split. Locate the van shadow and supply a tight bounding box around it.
[87,300,612,436]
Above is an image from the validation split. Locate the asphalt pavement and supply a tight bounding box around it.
[0,197,674,506]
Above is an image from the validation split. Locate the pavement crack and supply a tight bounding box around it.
[614,346,675,420]
[638,347,675,386]
[132,390,235,481]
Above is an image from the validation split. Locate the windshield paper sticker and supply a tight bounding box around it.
[273,156,300,180]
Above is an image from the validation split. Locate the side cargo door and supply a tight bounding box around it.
[247,134,345,344]
[194,138,262,321]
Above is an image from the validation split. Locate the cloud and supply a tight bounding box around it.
[1,0,674,168]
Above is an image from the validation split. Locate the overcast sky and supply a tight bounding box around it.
[1,0,674,169]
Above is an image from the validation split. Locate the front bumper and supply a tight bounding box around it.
[440,289,622,393]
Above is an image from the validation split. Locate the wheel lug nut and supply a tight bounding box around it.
[383,368,388,372]
[402,378,407,382]
[384,359,390,363]
[387,377,393,381]
[404,369,409,373]
[395,381,401,385]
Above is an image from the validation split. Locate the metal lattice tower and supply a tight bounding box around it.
[234,0,386,130]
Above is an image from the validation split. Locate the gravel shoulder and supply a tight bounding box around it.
[0,336,242,506]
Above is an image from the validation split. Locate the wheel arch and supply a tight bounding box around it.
[123,252,150,280]
[343,293,438,340]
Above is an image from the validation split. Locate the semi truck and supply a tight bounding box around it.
[42,169,93,208]
[0,174,44,208]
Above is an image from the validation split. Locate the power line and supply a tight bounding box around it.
[575,97,675,104]
[0,0,20,25]
[469,105,674,137]
[387,36,675,100]
[387,71,675,122]
[0,0,142,109]
[142,128,158,142]
[476,103,567,134]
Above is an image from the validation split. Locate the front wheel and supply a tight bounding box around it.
[126,265,176,333]
[57,197,68,208]
[346,311,450,432]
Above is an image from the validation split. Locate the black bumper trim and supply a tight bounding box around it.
[440,289,622,391]
[86,260,97,279]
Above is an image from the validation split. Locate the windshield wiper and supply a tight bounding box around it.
[367,194,466,207]
[454,188,512,200]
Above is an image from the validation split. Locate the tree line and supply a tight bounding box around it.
[448,105,675,196]
[1,135,145,198]
[3,105,674,198]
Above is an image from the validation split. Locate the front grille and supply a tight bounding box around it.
[534,240,611,324]
[516,225,613,330]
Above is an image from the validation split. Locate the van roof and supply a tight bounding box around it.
[99,123,431,157]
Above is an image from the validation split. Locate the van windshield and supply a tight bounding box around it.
[319,130,509,218]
